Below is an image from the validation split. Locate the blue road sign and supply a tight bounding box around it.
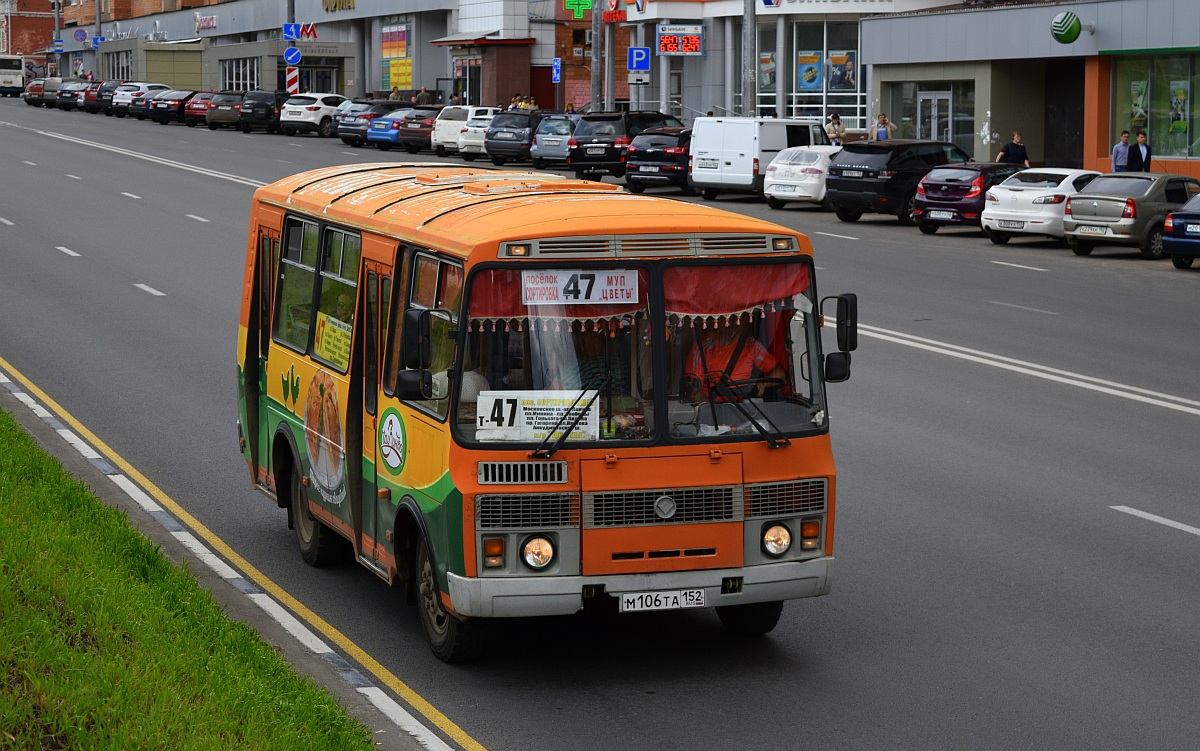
[92,37,100,50]
[283,23,300,41]
[73,29,88,43]
[53,39,64,53]
[551,57,562,84]
[284,46,302,66]
[628,47,651,72]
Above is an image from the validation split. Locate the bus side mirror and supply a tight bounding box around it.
[394,369,433,400]
[401,308,432,370]
[821,293,857,352]
[824,352,851,383]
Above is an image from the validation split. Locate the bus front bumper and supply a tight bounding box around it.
[447,557,833,618]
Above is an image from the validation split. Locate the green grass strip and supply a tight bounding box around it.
[0,407,374,750]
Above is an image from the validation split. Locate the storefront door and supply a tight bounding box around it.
[917,92,951,142]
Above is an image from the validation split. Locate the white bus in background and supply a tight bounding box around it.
[0,55,25,97]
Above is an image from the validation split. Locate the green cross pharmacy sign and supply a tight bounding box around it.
[565,0,590,20]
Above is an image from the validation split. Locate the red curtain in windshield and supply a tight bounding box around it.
[467,268,648,328]
[664,264,809,319]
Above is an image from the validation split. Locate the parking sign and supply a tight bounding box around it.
[551,57,562,84]
[627,47,651,72]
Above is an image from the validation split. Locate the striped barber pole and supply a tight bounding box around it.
[286,66,299,94]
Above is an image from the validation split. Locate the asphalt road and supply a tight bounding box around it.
[3,99,1199,751]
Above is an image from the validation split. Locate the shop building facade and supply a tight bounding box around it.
[861,0,1200,176]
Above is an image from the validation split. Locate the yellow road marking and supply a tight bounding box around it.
[0,353,487,751]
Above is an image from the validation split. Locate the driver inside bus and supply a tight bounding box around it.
[682,317,785,403]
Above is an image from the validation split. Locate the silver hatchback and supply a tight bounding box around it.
[530,115,574,169]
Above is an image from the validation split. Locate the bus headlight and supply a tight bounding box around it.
[521,536,555,570]
[762,524,792,557]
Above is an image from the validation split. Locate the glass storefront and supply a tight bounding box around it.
[1111,54,1198,159]
[886,81,975,155]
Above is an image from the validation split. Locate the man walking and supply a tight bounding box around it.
[1111,130,1130,172]
[415,86,432,105]
[1127,131,1152,171]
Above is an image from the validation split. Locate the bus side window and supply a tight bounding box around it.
[365,270,378,416]
[311,228,360,373]
[404,254,462,419]
[258,233,278,358]
[274,218,319,352]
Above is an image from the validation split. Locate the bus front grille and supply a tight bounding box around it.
[476,492,580,529]
[477,460,568,485]
[584,486,740,528]
[744,479,827,518]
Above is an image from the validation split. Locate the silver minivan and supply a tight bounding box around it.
[531,115,575,169]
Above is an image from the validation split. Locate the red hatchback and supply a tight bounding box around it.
[81,81,104,113]
[913,163,1025,234]
[184,92,217,127]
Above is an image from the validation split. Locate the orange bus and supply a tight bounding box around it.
[236,164,857,661]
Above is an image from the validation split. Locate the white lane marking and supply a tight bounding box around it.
[172,530,241,579]
[341,151,356,156]
[37,131,267,188]
[56,246,81,257]
[247,593,332,654]
[57,429,101,459]
[121,192,141,199]
[287,143,303,148]
[861,324,1200,416]
[0,217,13,226]
[66,174,81,180]
[109,474,163,513]
[23,160,36,165]
[815,231,859,241]
[991,260,1047,271]
[186,214,210,223]
[358,687,456,751]
[1111,506,1200,538]
[134,283,165,296]
[13,392,51,418]
[988,301,1059,315]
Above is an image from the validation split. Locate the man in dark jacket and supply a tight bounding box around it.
[1127,131,1152,171]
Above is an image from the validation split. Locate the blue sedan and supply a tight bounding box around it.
[1164,193,1200,270]
[365,111,411,151]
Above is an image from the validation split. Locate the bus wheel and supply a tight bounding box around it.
[291,464,342,567]
[417,538,485,663]
[716,600,783,636]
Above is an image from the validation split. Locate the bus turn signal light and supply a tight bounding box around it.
[800,520,821,550]
[483,538,504,568]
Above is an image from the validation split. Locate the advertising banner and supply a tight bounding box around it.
[828,50,857,91]
[797,51,822,91]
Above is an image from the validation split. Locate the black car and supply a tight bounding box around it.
[239,90,289,133]
[825,140,971,225]
[149,90,199,125]
[567,111,684,180]
[336,100,406,147]
[55,82,88,111]
[624,127,693,194]
[130,90,170,120]
[95,80,122,115]
[485,109,559,165]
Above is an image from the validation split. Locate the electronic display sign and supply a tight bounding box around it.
[656,24,704,57]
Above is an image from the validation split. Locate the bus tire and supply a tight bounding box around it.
[716,600,783,636]
[417,537,485,663]
[291,462,342,567]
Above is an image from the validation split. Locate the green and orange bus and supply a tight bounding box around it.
[236,164,857,661]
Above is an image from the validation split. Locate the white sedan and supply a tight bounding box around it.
[764,145,842,210]
[981,168,1101,244]
[457,115,493,162]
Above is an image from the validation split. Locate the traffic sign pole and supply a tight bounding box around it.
[286,67,300,95]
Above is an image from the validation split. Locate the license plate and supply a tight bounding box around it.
[618,589,705,613]
[587,147,605,155]
[406,123,421,129]
[641,165,659,173]
[696,158,718,169]
[285,109,300,116]
[997,220,1024,229]
[156,103,168,108]
[219,105,231,110]
[372,122,388,129]
[545,138,561,146]
[773,184,795,192]
[494,132,514,139]
[841,169,863,178]
[1077,225,1107,235]
[1187,223,1200,234]
[928,210,956,220]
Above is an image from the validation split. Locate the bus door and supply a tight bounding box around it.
[359,265,391,572]
[248,226,280,487]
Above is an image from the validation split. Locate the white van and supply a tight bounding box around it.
[689,117,829,200]
[431,105,499,156]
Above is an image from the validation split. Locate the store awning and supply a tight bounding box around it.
[429,30,534,47]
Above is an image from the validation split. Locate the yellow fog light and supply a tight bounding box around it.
[483,537,505,568]
[521,536,555,570]
[762,524,792,557]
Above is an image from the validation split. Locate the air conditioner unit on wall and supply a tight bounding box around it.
[584,30,593,46]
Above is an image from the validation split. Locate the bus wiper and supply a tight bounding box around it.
[529,372,613,459]
[709,374,791,449]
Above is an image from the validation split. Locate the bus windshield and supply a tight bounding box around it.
[456,260,826,447]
